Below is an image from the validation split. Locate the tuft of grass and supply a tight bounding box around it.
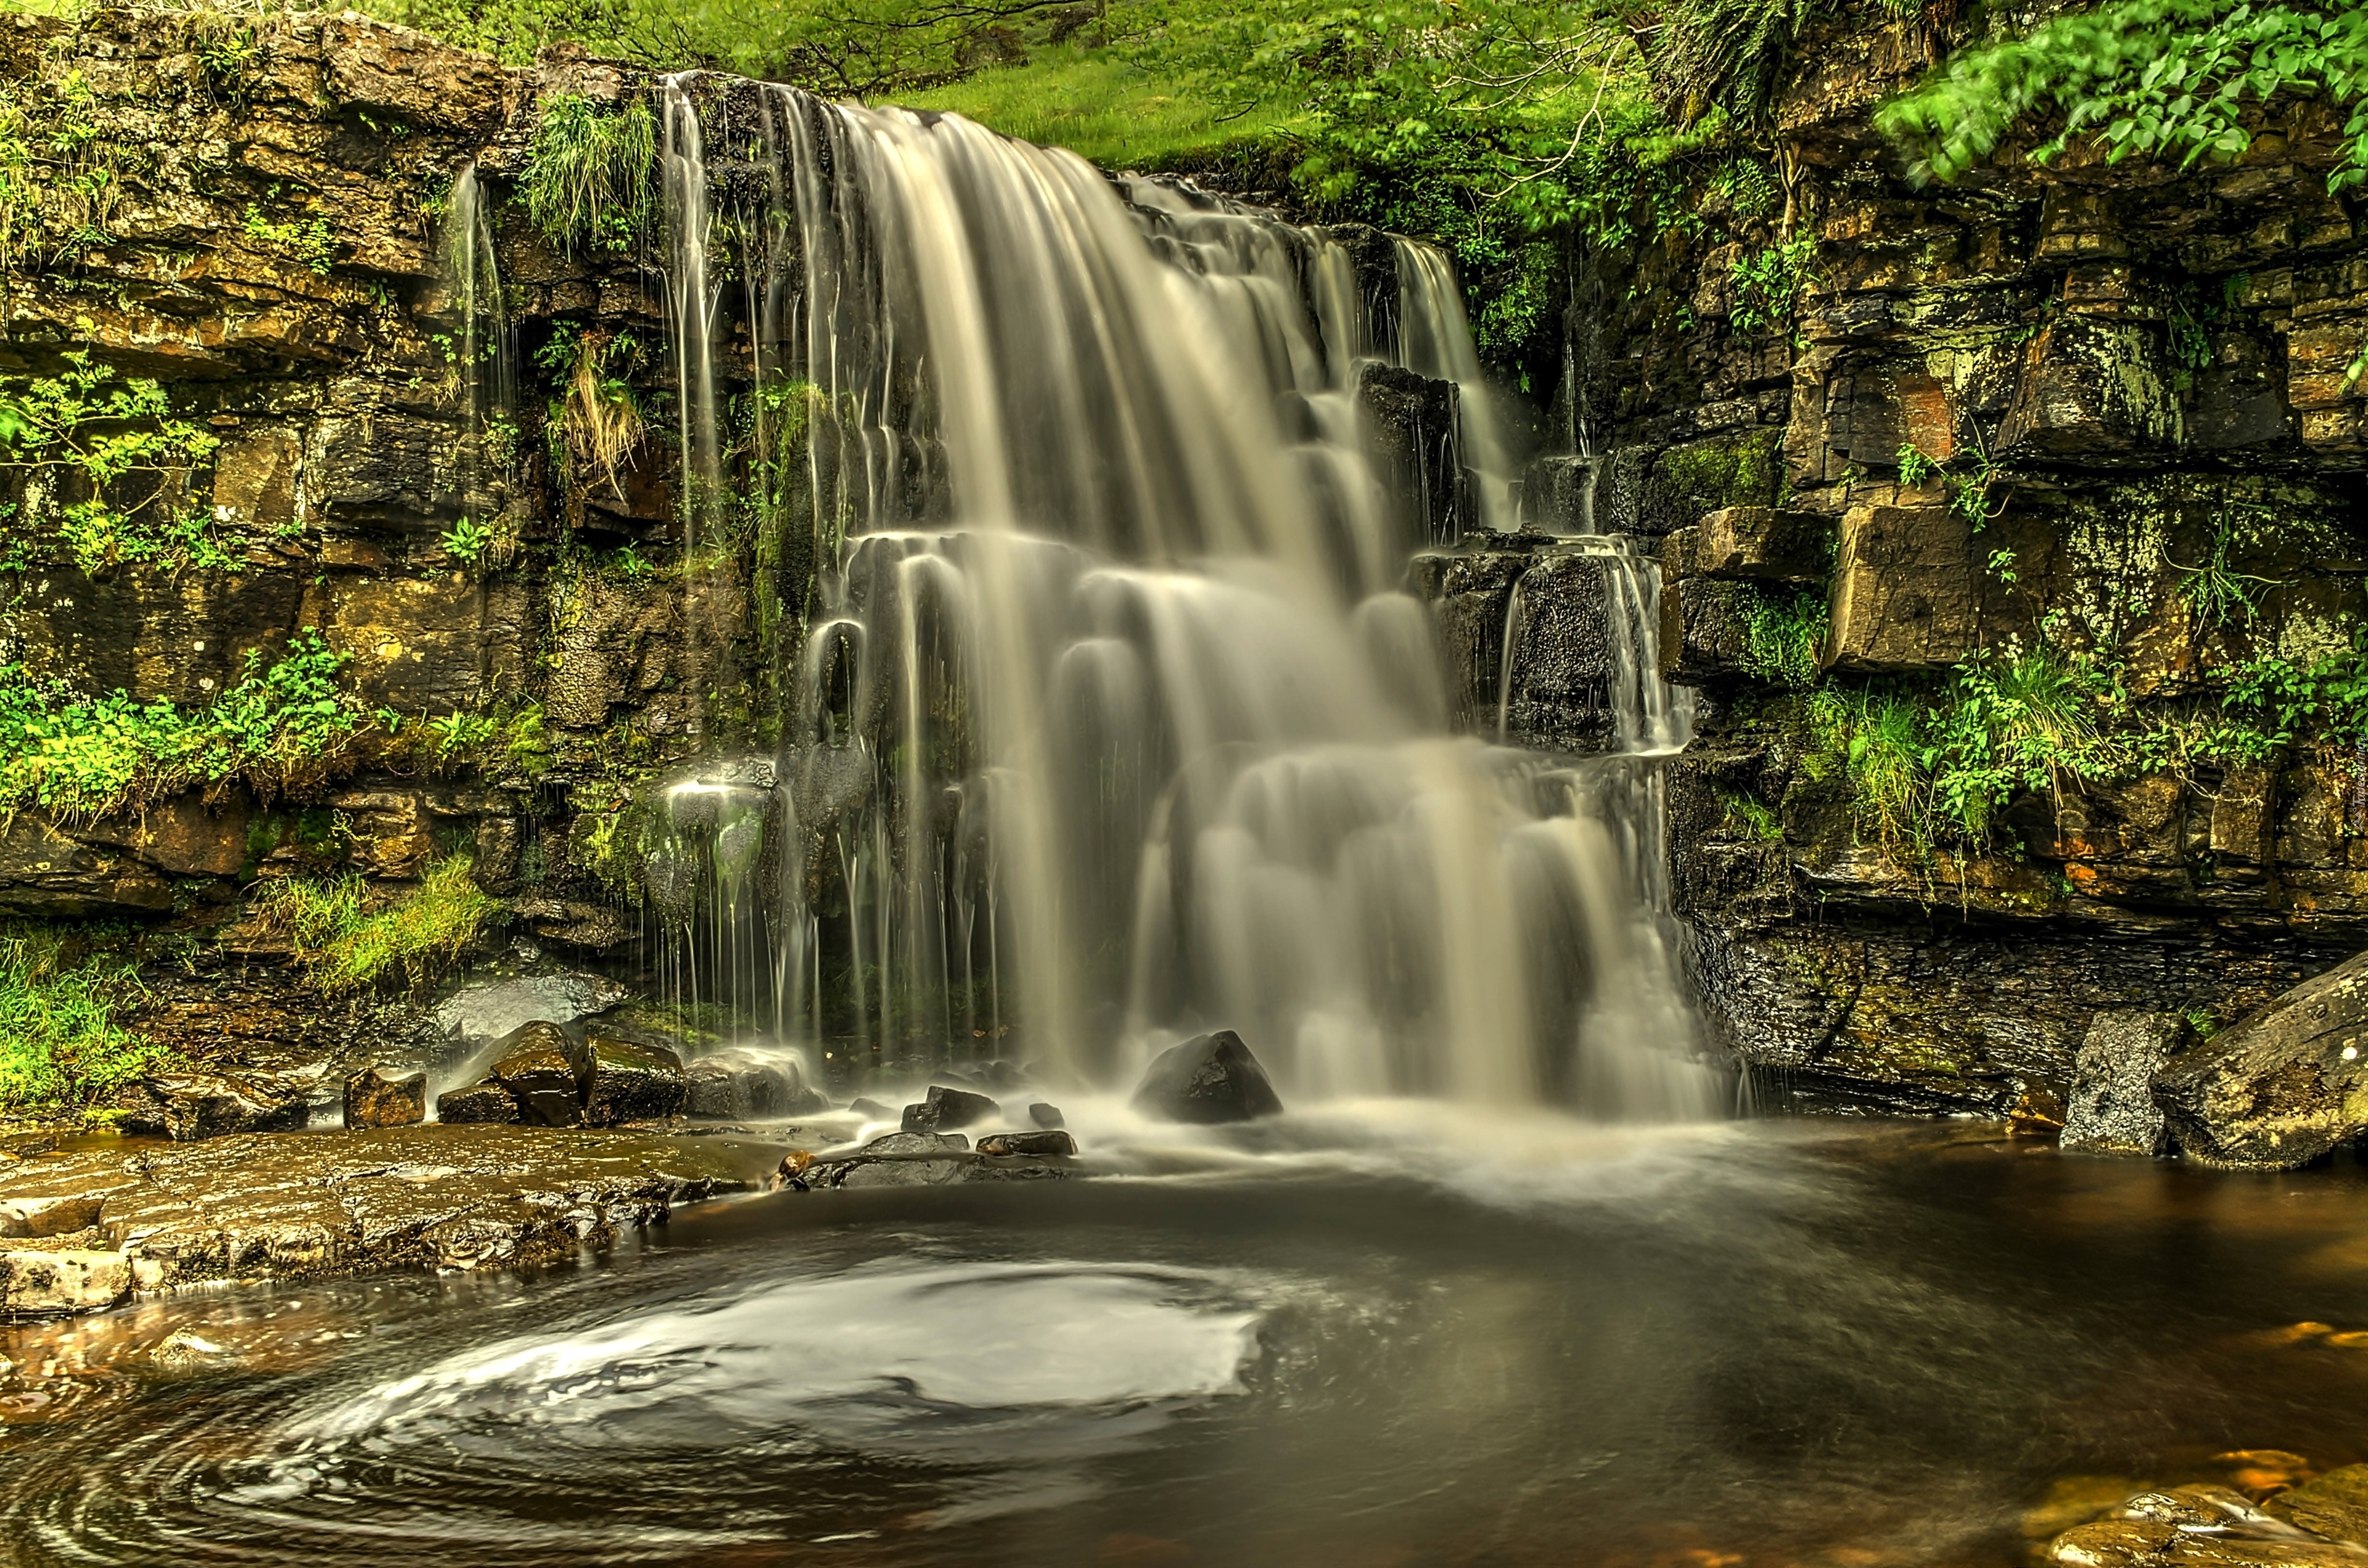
[255,855,497,995]
[1738,585,1828,689]
[895,45,1292,171]
[519,92,656,258]
[1806,684,1928,853]
[0,922,172,1115]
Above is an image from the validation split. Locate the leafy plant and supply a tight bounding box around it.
[1727,232,1815,334]
[0,346,228,575]
[440,514,495,564]
[519,92,656,257]
[1738,585,1828,688]
[242,202,340,276]
[1878,0,2368,195]
[0,631,368,821]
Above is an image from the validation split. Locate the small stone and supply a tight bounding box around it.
[489,1020,590,1127]
[343,1067,427,1130]
[767,1149,815,1191]
[1131,1030,1284,1124]
[435,1079,518,1124]
[849,1097,895,1119]
[0,1196,104,1239]
[1028,1101,1065,1129]
[2047,1518,2179,1567]
[977,1130,1076,1157]
[900,1084,1000,1135]
[582,1035,687,1126]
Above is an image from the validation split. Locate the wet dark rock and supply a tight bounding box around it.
[2060,1012,2185,1156]
[2155,950,2368,1170]
[432,973,631,1049]
[120,1069,314,1141]
[436,1079,519,1124]
[583,1035,687,1126]
[860,1131,971,1155]
[489,1020,593,1128]
[1028,1101,1065,1129]
[343,1067,427,1130]
[2269,1466,2368,1545]
[0,1196,103,1238]
[977,1130,1076,1157]
[2047,1480,2368,1566]
[901,1084,1001,1135]
[1132,1030,1284,1124]
[683,1048,831,1119]
[849,1096,895,1119]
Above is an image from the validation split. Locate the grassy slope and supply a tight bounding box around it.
[890,44,1295,172]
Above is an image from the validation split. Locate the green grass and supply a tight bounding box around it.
[520,92,656,258]
[252,854,498,995]
[0,922,172,1116]
[894,45,1293,171]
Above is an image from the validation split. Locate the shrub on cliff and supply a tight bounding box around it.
[0,632,370,822]
[1880,0,2368,194]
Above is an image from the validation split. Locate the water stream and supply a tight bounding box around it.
[641,79,1716,1118]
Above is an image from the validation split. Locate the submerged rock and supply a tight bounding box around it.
[1132,1030,1283,1124]
[344,1067,428,1130]
[860,1131,971,1155]
[1028,1101,1065,1129]
[900,1084,1000,1134]
[120,1069,313,1141]
[849,1096,895,1120]
[435,1079,519,1125]
[977,1130,1076,1157]
[2155,951,2368,1170]
[2060,1012,2185,1156]
[2045,1479,2368,1566]
[2269,1465,2368,1545]
[583,1035,687,1126]
[792,1127,1071,1191]
[683,1048,831,1119]
[489,1020,592,1127]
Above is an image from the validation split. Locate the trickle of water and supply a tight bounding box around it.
[440,163,514,527]
[646,78,1719,1119]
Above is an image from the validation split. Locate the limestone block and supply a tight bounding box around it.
[1824,504,1979,672]
[0,1249,132,1316]
[1689,506,1828,584]
[1659,575,1759,686]
[8,566,306,706]
[211,429,303,532]
[1999,316,2183,460]
[321,15,509,134]
[0,814,175,917]
[1499,552,1619,752]
[324,573,495,711]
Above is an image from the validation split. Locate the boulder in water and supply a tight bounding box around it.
[435,1079,518,1124]
[977,1130,1075,1157]
[1131,1030,1283,1124]
[861,1131,971,1155]
[1027,1101,1065,1129]
[583,1035,687,1126]
[489,1021,591,1127]
[2269,1464,2368,1545]
[2155,951,2368,1169]
[683,1048,830,1119]
[900,1085,1000,1135]
[344,1067,427,1130]
[2060,1012,2184,1156]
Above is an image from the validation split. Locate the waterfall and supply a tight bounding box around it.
[1394,238,1519,534]
[440,163,513,532]
[643,76,1719,1119]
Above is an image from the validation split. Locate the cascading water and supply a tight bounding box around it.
[440,163,514,529]
[644,76,1719,1119]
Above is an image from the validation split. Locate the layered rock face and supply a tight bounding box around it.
[1539,7,2368,1120]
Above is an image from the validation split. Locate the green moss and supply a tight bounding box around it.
[0,921,172,1116]
[1718,789,1784,842]
[1648,429,1785,531]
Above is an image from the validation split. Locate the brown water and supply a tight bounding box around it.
[5,1115,2368,1567]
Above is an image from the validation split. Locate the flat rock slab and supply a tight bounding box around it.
[0,1125,783,1319]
